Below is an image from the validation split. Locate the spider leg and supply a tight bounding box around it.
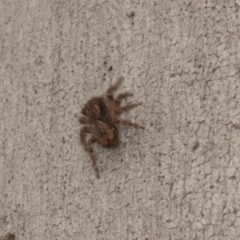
[120,102,142,112]
[115,92,133,103]
[106,76,124,97]
[115,119,144,129]
[80,127,100,178]
[86,137,100,178]
[80,126,93,147]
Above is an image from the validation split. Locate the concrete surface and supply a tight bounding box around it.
[1,0,240,239]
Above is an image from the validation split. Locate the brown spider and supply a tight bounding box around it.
[79,76,144,178]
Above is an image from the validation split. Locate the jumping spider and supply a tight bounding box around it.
[79,76,144,178]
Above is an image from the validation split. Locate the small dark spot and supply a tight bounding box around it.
[104,61,107,65]
[158,175,164,181]
[192,141,199,151]
[232,123,240,130]
[212,68,217,73]
[5,17,11,25]
[5,98,9,102]
[127,11,135,18]
[108,66,113,71]
[235,3,239,12]
[198,65,202,68]
[35,55,43,65]
[229,175,236,180]
[62,137,65,144]
[210,185,214,189]
[34,89,37,94]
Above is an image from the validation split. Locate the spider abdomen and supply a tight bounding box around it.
[96,121,119,147]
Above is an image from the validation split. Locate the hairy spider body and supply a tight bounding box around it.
[80,76,143,178]
[81,97,110,122]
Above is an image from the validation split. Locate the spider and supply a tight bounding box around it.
[79,76,144,178]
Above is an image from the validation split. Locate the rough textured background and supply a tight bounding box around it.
[1,0,240,239]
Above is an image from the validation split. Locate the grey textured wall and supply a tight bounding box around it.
[1,0,240,239]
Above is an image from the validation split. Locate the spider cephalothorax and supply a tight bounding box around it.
[80,77,144,178]
[81,97,109,122]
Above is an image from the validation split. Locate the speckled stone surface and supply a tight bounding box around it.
[1,1,240,239]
